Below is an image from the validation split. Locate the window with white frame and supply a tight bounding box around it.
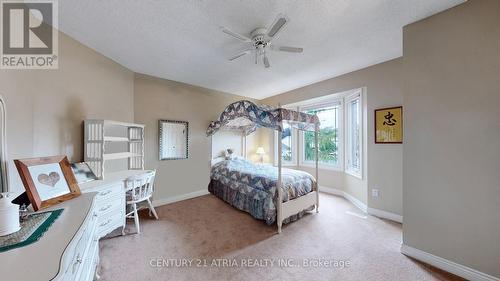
[301,102,342,168]
[345,92,362,177]
[272,88,363,176]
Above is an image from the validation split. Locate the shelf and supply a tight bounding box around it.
[102,120,145,128]
[103,152,141,160]
[104,136,129,142]
[85,119,145,179]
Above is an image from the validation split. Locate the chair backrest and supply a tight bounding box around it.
[125,170,156,202]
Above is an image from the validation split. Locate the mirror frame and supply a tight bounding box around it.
[158,119,189,160]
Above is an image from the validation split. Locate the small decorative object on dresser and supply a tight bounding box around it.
[71,162,97,184]
[159,119,189,160]
[14,156,81,211]
[0,193,20,236]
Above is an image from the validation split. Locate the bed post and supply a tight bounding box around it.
[243,133,247,159]
[315,125,319,213]
[209,135,213,166]
[277,130,283,234]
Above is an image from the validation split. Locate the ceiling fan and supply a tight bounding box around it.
[221,14,303,68]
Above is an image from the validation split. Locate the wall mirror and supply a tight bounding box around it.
[159,120,189,160]
[0,96,8,192]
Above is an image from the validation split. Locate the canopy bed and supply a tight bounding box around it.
[206,100,320,233]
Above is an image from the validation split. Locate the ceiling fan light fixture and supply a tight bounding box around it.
[222,14,301,69]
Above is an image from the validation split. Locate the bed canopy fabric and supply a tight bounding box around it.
[206,100,320,136]
[207,99,320,234]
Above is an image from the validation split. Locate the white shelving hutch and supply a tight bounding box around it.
[84,119,145,179]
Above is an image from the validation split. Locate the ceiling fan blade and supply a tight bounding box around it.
[229,50,251,61]
[263,56,270,68]
[271,45,303,53]
[267,14,288,39]
[221,27,251,43]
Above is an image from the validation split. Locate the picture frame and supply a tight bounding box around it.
[375,106,403,144]
[70,162,97,184]
[159,119,189,160]
[14,155,81,211]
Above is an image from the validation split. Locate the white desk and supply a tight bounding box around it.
[79,170,151,238]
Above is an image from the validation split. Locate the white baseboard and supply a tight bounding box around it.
[401,244,500,281]
[153,189,209,207]
[319,186,343,196]
[320,186,402,223]
[342,191,368,213]
[367,207,403,223]
[320,186,367,213]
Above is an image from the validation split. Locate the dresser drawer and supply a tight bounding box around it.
[96,209,123,237]
[62,209,97,280]
[77,236,99,281]
[95,194,123,216]
[95,183,124,202]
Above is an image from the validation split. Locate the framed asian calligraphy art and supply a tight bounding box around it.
[14,156,81,211]
[375,106,403,144]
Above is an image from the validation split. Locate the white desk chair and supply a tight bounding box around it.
[122,170,158,235]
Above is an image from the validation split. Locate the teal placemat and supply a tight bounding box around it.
[0,209,63,253]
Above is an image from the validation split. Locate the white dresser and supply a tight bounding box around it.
[79,170,151,238]
[0,170,152,281]
[0,192,99,281]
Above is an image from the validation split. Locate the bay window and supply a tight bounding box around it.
[273,88,363,178]
[301,102,341,168]
[345,92,362,177]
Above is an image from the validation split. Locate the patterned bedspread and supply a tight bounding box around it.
[209,158,316,224]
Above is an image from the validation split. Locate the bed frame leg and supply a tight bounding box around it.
[316,192,319,213]
[277,220,282,234]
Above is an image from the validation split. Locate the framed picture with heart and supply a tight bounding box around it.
[14,156,81,211]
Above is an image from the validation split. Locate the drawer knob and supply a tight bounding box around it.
[73,254,83,273]
[99,219,112,227]
[99,190,112,196]
[99,204,112,212]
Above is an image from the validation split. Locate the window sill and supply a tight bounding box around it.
[300,163,343,172]
[273,162,297,167]
[345,169,362,179]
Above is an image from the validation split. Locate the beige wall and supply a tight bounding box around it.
[133,74,259,202]
[262,58,404,215]
[402,0,500,277]
[0,32,134,193]
[2,2,497,277]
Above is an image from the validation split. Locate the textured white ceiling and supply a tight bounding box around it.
[58,0,465,99]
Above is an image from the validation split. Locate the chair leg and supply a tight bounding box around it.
[147,198,159,220]
[133,203,140,234]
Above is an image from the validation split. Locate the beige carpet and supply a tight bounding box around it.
[98,193,464,281]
